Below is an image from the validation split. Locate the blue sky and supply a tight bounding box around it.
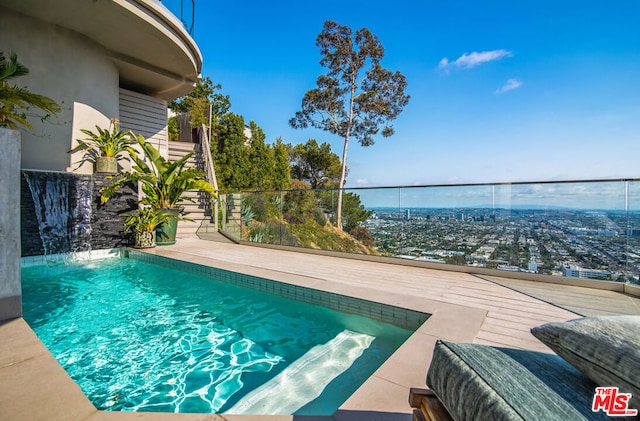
[166,0,639,188]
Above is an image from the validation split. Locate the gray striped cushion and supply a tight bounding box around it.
[531,315,640,410]
[426,340,611,420]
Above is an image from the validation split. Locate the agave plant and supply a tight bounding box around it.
[0,51,60,130]
[101,132,217,210]
[241,201,255,227]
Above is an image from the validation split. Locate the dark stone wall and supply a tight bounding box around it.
[91,174,138,250]
[21,171,138,256]
[20,173,44,256]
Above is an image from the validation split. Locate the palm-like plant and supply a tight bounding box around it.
[0,51,60,130]
[101,132,217,210]
[123,207,169,233]
[68,118,135,160]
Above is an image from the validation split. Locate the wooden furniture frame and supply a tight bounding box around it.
[409,388,453,421]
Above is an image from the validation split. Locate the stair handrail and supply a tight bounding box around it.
[199,123,219,229]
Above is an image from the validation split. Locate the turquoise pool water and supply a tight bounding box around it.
[21,255,421,415]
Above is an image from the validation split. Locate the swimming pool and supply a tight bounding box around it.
[21,251,429,415]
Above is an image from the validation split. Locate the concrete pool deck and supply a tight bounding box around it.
[3,238,640,420]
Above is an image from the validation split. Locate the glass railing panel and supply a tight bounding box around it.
[158,0,195,35]
[218,193,242,240]
[318,189,339,251]
[626,180,640,283]
[329,188,373,254]
[491,181,630,279]
[360,187,400,257]
[396,185,496,263]
[485,183,535,273]
[498,181,627,211]
[280,187,321,248]
[241,191,288,245]
[220,180,639,285]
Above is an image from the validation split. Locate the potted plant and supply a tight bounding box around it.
[123,207,169,248]
[101,132,217,245]
[68,118,135,173]
[1,51,60,130]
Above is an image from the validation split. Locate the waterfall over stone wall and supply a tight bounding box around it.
[21,171,138,257]
[23,172,93,257]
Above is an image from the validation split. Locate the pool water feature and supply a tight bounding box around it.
[22,171,93,258]
[21,253,428,415]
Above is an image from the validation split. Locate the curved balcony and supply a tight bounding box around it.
[0,0,202,100]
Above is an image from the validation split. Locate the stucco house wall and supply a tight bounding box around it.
[0,0,202,173]
[1,7,119,174]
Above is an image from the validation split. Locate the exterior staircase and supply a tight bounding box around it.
[167,140,214,239]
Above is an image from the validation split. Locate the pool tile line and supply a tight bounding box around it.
[124,248,430,331]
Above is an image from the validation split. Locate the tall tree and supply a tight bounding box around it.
[289,139,342,189]
[272,137,291,190]
[215,112,249,192]
[168,77,231,141]
[290,20,410,229]
[168,76,230,118]
[247,121,274,189]
[340,192,374,232]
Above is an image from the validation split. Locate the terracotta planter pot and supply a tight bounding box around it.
[95,156,117,173]
[134,230,156,248]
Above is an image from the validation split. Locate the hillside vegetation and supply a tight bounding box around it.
[240,188,378,255]
[170,78,378,254]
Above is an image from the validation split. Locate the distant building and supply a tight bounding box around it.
[243,125,252,146]
[497,265,520,272]
[562,262,609,280]
[628,229,640,238]
[405,209,411,220]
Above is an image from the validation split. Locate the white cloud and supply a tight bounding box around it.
[439,49,513,70]
[495,78,523,94]
[356,178,369,186]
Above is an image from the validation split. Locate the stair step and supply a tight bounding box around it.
[176,219,206,238]
[181,202,207,209]
[168,142,198,169]
[168,149,196,155]
[165,140,213,239]
[183,213,211,220]
[168,151,196,159]
[168,141,197,151]
[169,158,196,165]
[182,189,203,196]
[177,224,200,233]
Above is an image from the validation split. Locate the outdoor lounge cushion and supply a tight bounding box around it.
[531,315,640,409]
[426,340,612,420]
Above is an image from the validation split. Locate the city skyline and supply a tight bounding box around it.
[364,206,639,283]
[164,1,639,188]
